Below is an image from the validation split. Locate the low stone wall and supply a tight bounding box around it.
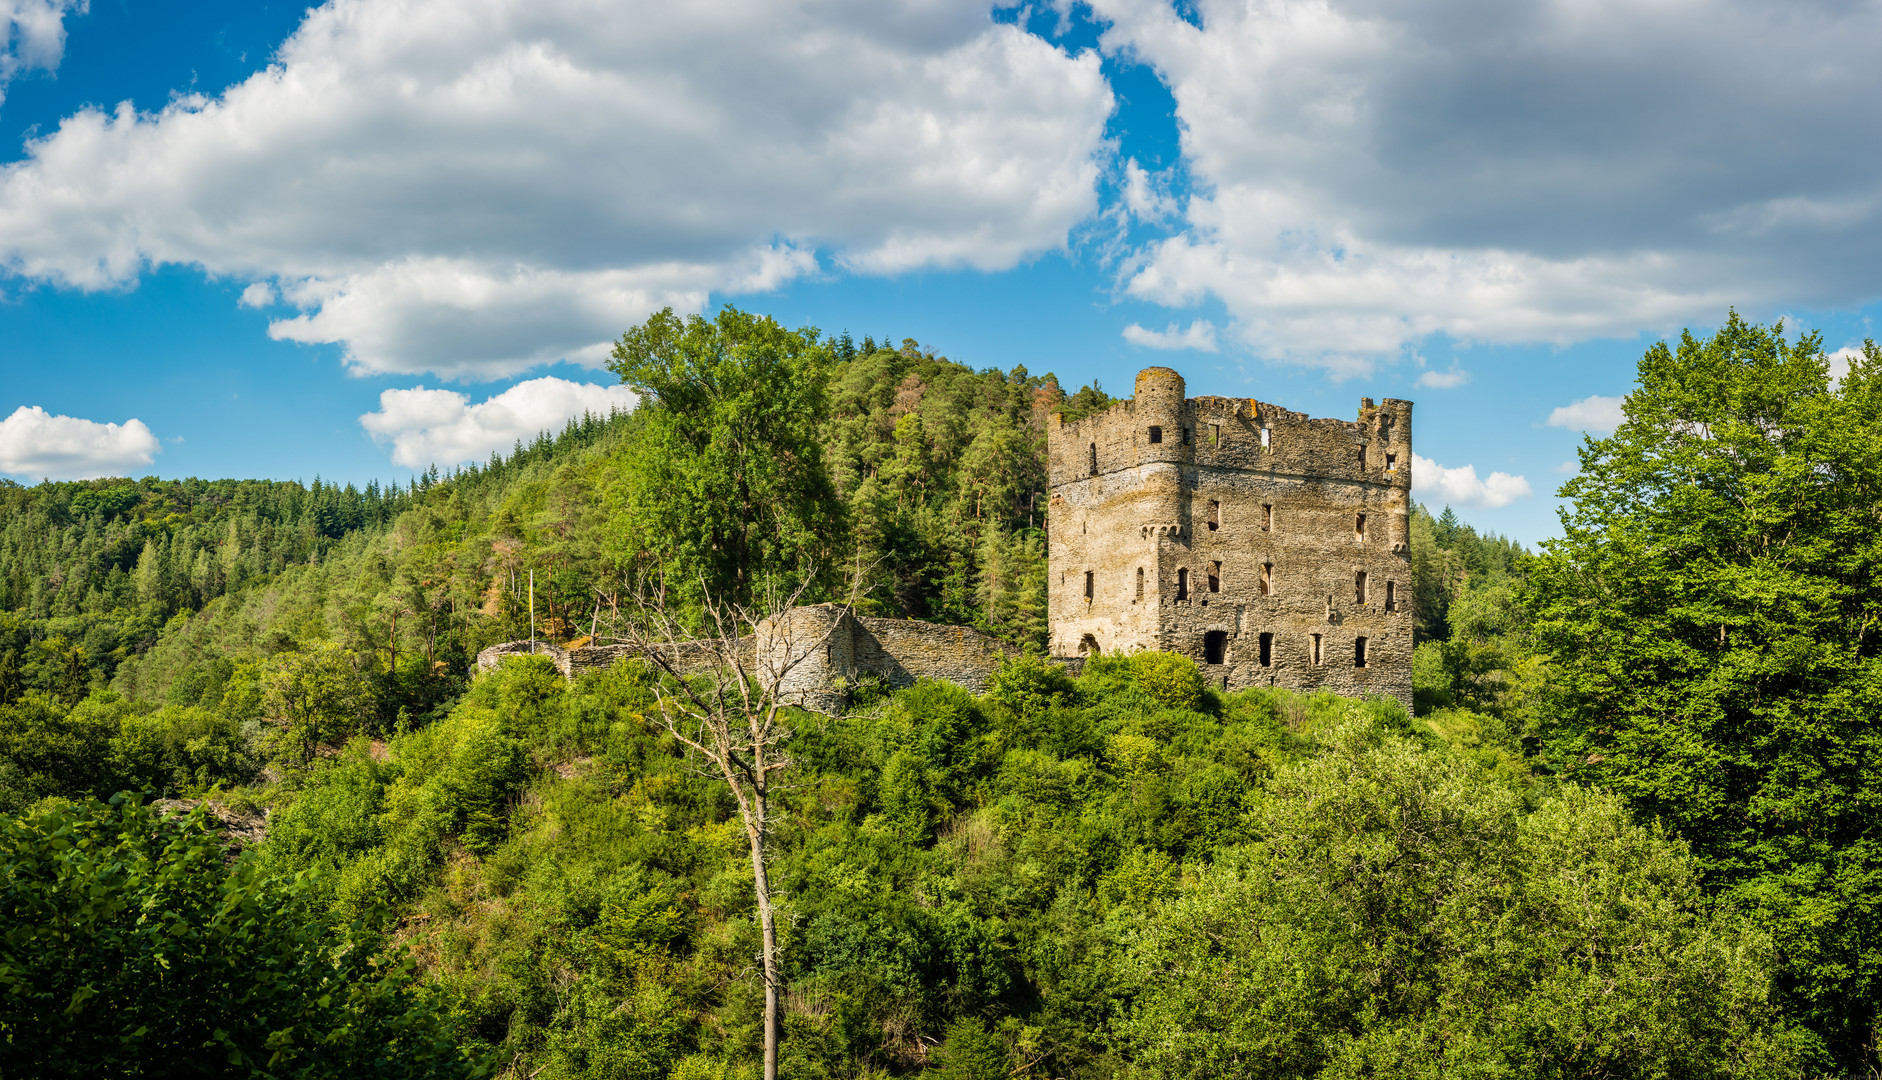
[474,637,753,680]
[852,617,1017,692]
[475,609,1031,708]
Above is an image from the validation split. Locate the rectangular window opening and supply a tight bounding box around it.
[1355,513,1366,541]
[1208,561,1221,593]
[1148,425,1162,444]
[1088,442,1098,476]
[1204,630,1228,665]
[1176,567,1190,602]
[1084,570,1094,601]
[1207,499,1220,531]
[1385,580,1396,612]
[1311,633,1323,666]
[1135,567,1146,601]
[1356,570,1368,604]
[1385,453,1397,472]
[1355,636,1369,668]
[1260,427,1271,448]
[1358,447,1367,470]
[1262,503,1273,531]
[1260,562,1272,596]
[1210,423,1221,445]
[1182,427,1192,446]
[1258,632,1273,667]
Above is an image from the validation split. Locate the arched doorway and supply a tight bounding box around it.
[1079,634,1101,657]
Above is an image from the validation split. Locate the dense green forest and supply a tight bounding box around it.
[2,310,1878,1078]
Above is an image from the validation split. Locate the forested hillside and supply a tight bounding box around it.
[2,310,1876,1078]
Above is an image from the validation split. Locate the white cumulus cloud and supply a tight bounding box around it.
[0,0,83,109]
[1122,319,1218,352]
[1411,452,1530,509]
[0,0,1113,379]
[1417,365,1469,389]
[360,376,638,468]
[1547,395,1627,435]
[0,404,159,480]
[1090,0,1882,372]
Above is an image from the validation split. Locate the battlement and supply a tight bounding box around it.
[1048,367,1414,708]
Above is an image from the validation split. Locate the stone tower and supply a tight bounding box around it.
[1047,367,1414,707]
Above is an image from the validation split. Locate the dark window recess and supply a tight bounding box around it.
[1311,633,1323,666]
[1355,513,1366,540]
[1182,427,1193,446]
[1211,423,1221,445]
[1385,580,1396,612]
[1080,634,1100,656]
[1358,447,1367,470]
[1208,561,1221,593]
[1355,637,1369,668]
[1088,442,1098,475]
[1258,632,1273,666]
[1207,499,1220,531]
[1385,453,1397,472]
[1135,567,1145,601]
[1084,571,1094,601]
[1176,568,1190,602]
[1260,562,1272,596]
[1148,425,1162,444]
[1356,570,1368,604]
[1263,503,1273,530]
[1204,630,1228,665]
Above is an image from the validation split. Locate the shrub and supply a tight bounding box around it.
[0,795,488,1078]
[1128,652,1205,712]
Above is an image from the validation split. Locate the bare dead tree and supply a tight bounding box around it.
[615,570,855,1080]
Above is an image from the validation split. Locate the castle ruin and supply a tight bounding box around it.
[1047,367,1413,708]
[479,364,1413,711]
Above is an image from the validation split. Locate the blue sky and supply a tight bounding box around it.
[3,0,1881,547]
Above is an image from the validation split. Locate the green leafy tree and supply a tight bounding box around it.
[266,642,373,766]
[0,795,486,1078]
[1116,719,1817,1078]
[607,306,844,607]
[1528,315,1882,1063]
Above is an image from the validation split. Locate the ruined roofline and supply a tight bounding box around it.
[1048,393,1413,438]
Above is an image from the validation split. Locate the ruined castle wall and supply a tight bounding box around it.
[852,617,1017,692]
[1048,367,1414,709]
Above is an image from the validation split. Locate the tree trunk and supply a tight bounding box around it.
[742,786,780,1080]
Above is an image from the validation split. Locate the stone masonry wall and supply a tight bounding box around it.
[1047,366,1414,710]
[475,608,1022,710]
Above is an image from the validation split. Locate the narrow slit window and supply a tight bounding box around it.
[1356,570,1368,604]
[1148,425,1162,444]
[1385,453,1397,472]
[1182,427,1193,446]
[1208,561,1221,593]
[1260,562,1272,596]
[1204,630,1228,665]
[1262,503,1273,531]
[1210,423,1221,445]
[1088,442,1098,476]
[1311,633,1323,666]
[1385,580,1396,612]
[1355,636,1369,668]
[1207,499,1220,531]
[1136,567,1146,601]
[1176,567,1190,602]
[1258,632,1273,666]
[1260,427,1271,448]
[1358,447,1367,470]
[1355,513,1367,541]
[1084,571,1094,601]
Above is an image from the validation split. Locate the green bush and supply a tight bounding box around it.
[1127,652,1205,712]
[0,795,487,1078]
